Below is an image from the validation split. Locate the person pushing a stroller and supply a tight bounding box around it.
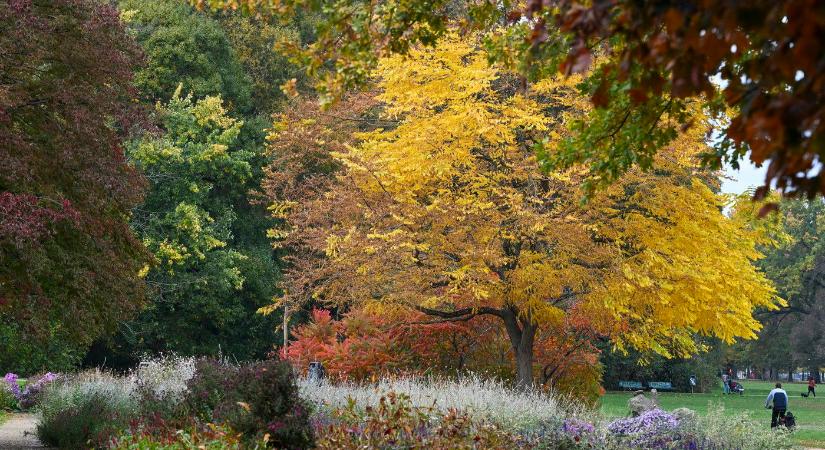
[766,382,789,428]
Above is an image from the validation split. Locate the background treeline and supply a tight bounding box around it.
[1,0,314,374]
[3,0,823,393]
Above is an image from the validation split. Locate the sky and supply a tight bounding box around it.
[720,160,767,195]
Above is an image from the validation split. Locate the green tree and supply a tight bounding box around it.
[750,199,825,381]
[89,91,280,365]
[212,11,310,114]
[121,0,253,113]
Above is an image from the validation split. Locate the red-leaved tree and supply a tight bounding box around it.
[0,0,149,352]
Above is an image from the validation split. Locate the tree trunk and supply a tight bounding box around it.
[502,308,537,389]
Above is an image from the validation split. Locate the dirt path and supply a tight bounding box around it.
[0,414,42,449]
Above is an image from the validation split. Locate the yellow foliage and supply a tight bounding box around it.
[271,35,782,362]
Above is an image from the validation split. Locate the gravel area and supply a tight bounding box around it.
[0,414,42,449]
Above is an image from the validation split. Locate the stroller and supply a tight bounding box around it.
[728,380,745,395]
[782,411,797,429]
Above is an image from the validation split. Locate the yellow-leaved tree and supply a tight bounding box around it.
[265,36,783,387]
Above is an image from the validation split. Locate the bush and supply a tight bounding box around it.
[680,406,795,450]
[111,423,263,450]
[607,409,682,448]
[3,372,59,410]
[131,355,196,420]
[37,393,129,449]
[300,375,579,432]
[19,372,58,409]
[36,370,139,449]
[184,358,314,448]
[185,358,238,421]
[214,360,314,449]
[315,392,525,450]
[0,385,16,410]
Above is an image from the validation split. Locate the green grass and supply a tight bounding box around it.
[600,380,825,447]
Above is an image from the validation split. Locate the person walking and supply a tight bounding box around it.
[807,376,816,397]
[766,382,789,428]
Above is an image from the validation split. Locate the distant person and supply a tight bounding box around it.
[722,376,730,394]
[765,382,789,428]
[803,376,816,398]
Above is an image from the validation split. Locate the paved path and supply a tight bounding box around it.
[0,414,42,449]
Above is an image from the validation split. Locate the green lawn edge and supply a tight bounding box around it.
[600,380,825,446]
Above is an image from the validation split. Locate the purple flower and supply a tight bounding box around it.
[607,409,681,448]
[5,372,60,409]
[40,372,57,383]
[562,417,595,441]
[268,420,285,432]
[4,373,21,399]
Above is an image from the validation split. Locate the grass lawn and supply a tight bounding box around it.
[600,380,825,447]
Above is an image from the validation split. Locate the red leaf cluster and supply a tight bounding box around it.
[287,308,602,399]
[0,0,149,345]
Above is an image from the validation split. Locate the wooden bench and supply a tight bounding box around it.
[618,380,644,390]
[648,381,673,391]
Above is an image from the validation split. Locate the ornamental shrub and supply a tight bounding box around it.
[185,358,238,420]
[3,372,59,410]
[214,360,314,449]
[314,392,524,450]
[131,355,196,420]
[19,372,58,409]
[607,409,682,448]
[36,370,139,449]
[37,393,127,449]
[111,423,264,450]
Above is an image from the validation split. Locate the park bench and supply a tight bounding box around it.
[648,381,673,391]
[618,380,644,390]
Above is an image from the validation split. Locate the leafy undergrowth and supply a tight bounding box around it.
[33,356,313,449]
[23,364,798,449]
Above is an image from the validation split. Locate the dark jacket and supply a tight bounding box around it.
[766,388,788,409]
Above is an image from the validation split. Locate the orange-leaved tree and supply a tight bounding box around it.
[287,308,508,381]
[265,36,783,388]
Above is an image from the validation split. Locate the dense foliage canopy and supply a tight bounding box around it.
[200,0,825,201]
[102,91,282,361]
[265,37,783,387]
[121,0,253,113]
[0,0,149,371]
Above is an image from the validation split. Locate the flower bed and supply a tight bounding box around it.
[299,378,797,450]
[3,372,58,410]
[22,366,797,449]
[32,356,313,449]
